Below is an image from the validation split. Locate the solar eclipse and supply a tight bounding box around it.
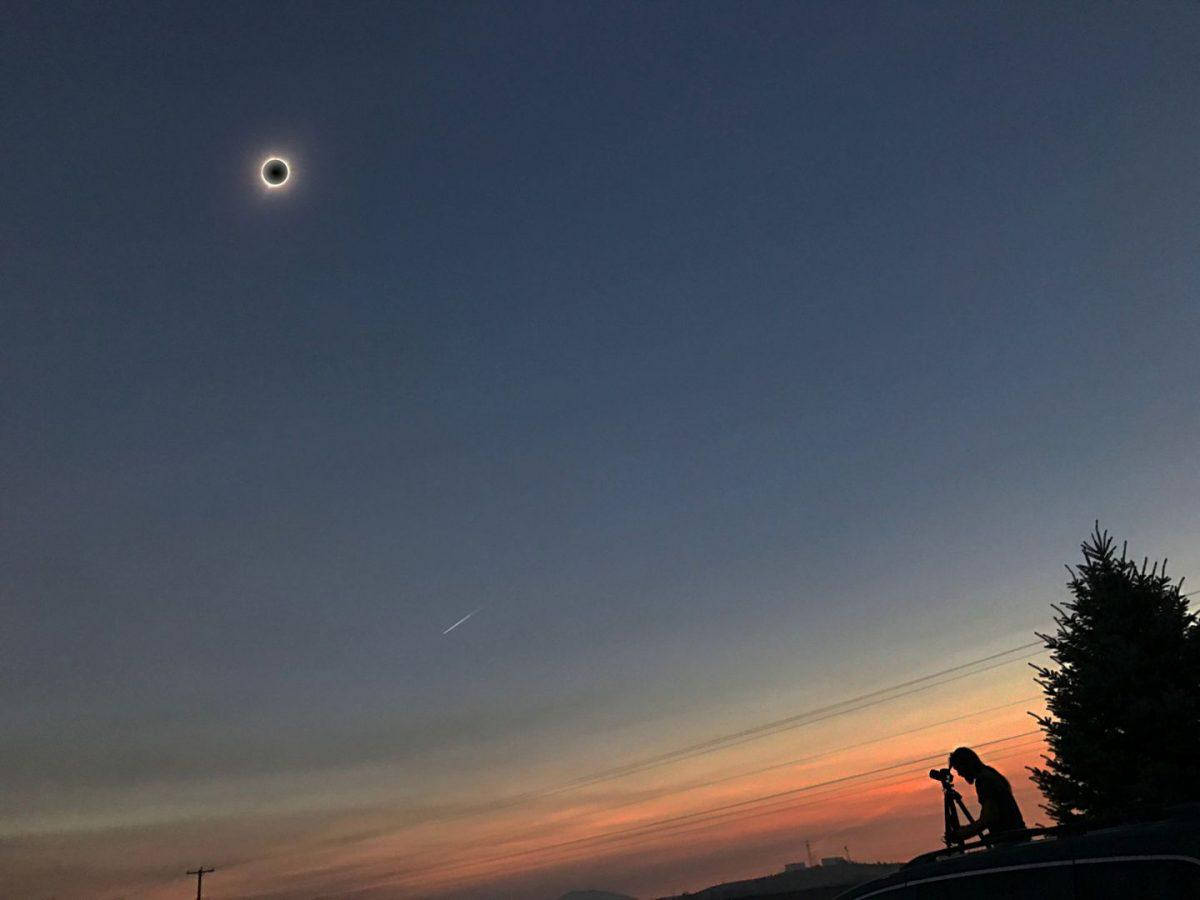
[261,157,290,188]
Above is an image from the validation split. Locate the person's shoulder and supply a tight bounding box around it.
[976,766,1011,790]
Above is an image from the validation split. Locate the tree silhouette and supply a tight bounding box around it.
[1029,523,1200,823]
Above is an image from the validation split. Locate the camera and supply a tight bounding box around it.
[929,767,954,786]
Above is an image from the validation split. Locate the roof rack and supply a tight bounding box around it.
[903,827,1060,869]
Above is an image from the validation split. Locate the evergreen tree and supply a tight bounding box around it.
[1029,523,1200,823]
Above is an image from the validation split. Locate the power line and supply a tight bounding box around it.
[492,738,1052,885]
[362,702,1047,890]
[580,694,1045,815]
[398,735,1051,897]
[411,733,1051,892]
[380,733,1045,896]
[496,730,1043,862]
[542,735,1049,861]
[378,729,1042,889]
[548,642,1046,793]
[336,639,1058,894]
[577,649,1047,786]
[315,641,1049,857]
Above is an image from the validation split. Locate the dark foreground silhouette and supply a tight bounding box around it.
[837,803,1200,899]
[943,746,1025,845]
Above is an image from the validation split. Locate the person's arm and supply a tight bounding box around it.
[951,804,993,841]
[950,776,998,841]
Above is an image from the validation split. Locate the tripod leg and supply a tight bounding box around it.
[944,796,961,846]
[955,795,975,825]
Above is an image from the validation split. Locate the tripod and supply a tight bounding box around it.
[936,777,974,854]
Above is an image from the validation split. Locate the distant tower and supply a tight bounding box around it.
[844,844,851,861]
[805,839,814,868]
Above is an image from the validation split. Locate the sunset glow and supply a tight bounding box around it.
[7,3,1199,898]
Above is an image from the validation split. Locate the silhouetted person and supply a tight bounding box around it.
[947,746,1026,844]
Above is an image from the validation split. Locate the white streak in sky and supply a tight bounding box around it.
[442,607,483,635]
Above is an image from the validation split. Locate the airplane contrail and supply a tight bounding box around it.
[442,607,483,635]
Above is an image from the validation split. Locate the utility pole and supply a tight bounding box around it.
[186,867,215,900]
[805,839,814,868]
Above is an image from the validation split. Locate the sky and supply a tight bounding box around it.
[2,2,1199,897]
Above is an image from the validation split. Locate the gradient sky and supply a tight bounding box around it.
[3,2,1200,898]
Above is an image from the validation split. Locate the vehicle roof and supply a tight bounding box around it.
[836,806,1200,899]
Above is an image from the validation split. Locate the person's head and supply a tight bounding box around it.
[949,747,984,783]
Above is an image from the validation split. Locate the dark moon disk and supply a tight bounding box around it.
[262,158,289,186]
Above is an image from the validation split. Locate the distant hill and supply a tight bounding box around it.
[656,861,900,900]
[556,891,638,900]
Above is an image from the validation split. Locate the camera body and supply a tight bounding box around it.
[929,767,954,786]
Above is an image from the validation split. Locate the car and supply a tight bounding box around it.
[836,805,1200,899]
